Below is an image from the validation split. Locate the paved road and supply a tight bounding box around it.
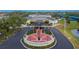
[0,27,29,49]
[51,28,74,49]
[0,27,74,49]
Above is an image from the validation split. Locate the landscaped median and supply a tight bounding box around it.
[21,37,57,49]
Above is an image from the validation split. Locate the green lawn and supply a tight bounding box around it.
[58,19,79,48]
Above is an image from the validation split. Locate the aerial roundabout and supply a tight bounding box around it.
[21,27,57,49]
[20,14,57,49]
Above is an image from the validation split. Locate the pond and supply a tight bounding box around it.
[69,16,79,21]
[71,29,79,38]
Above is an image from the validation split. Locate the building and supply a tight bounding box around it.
[26,14,54,26]
[27,14,52,21]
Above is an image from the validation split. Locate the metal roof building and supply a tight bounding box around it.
[27,14,52,20]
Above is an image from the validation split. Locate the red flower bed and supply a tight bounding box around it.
[27,28,54,42]
[27,33,53,42]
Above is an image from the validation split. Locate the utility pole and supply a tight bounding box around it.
[64,18,67,32]
[63,12,66,32]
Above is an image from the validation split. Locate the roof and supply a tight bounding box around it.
[27,14,52,20]
[28,14,51,18]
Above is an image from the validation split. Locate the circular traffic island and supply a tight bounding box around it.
[21,28,57,49]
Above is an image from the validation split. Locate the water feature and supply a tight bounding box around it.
[71,29,79,38]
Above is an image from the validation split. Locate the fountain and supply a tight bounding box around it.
[21,27,56,49]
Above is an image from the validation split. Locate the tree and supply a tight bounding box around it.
[30,21,34,25]
[44,20,49,24]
